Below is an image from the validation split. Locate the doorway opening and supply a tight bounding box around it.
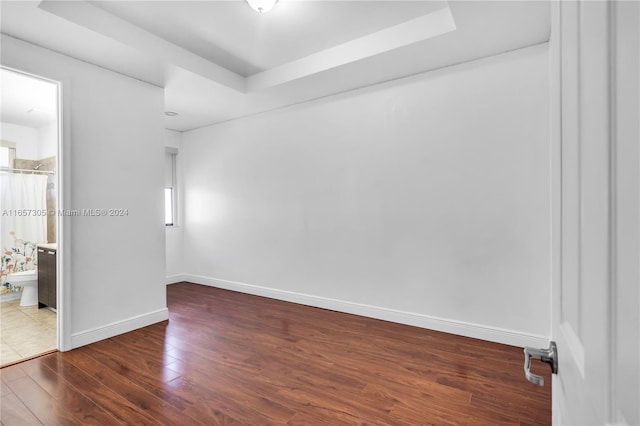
[0,67,63,366]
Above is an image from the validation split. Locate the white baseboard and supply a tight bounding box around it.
[182,274,549,348]
[70,308,169,349]
[166,273,188,285]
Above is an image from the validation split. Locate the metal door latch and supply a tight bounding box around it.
[523,341,558,386]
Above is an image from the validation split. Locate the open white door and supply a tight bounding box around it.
[548,1,639,424]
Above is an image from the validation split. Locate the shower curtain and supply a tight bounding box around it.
[0,173,48,280]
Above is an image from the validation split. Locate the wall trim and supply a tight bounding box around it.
[166,273,188,285]
[70,308,169,349]
[180,274,549,348]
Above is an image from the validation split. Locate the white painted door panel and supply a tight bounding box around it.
[550,1,639,424]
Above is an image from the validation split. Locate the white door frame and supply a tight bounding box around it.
[0,65,69,353]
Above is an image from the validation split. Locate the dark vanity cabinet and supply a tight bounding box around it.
[37,245,57,309]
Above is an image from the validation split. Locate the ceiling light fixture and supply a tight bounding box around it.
[165,111,179,117]
[246,0,277,14]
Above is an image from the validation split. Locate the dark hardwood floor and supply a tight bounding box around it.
[1,282,551,425]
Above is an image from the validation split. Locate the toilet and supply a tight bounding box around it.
[7,270,38,307]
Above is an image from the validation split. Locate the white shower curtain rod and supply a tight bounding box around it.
[0,167,54,175]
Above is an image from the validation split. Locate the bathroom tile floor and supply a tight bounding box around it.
[0,299,56,366]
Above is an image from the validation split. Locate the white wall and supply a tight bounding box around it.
[165,129,184,281]
[181,43,551,347]
[1,121,58,161]
[37,122,58,159]
[1,122,39,160]
[1,34,168,349]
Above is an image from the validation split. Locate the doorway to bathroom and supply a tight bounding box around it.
[0,67,62,366]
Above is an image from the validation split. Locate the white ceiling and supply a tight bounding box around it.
[0,1,550,132]
[92,1,446,76]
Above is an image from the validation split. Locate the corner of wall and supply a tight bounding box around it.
[183,273,549,348]
[70,308,169,350]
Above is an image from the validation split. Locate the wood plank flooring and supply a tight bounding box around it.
[1,282,551,425]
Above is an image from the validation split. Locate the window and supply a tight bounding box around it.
[0,142,16,168]
[165,148,178,226]
[164,187,174,226]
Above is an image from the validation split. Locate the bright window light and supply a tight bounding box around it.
[165,148,177,226]
[164,187,174,226]
[0,147,10,168]
[0,146,15,168]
